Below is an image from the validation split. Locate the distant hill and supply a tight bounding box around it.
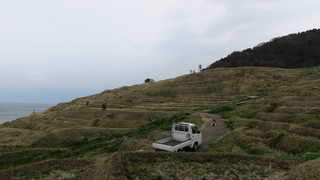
[208,29,320,69]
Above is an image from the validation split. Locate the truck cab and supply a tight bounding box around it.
[152,122,202,152]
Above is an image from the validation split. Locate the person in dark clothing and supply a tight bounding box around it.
[210,119,217,127]
[102,103,107,111]
[86,101,90,106]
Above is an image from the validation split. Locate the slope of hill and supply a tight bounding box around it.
[208,29,320,69]
[1,66,320,179]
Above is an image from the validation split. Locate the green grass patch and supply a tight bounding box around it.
[202,136,235,153]
[128,112,201,137]
[192,106,209,112]
[300,68,320,77]
[238,111,258,119]
[246,121,258,129]
[303,115,320,121]
[220,110,258,119]
[226,119,235,130]
[302,145,320,161]
[145,89,177,97]
[246,148,265,155]
[302,152,320,161]
[0,135,124,170]
[276,154,304,162]
[276,145,320,162]
[69,135,124,156]
[209,104,234,114]
[209,104,258,119]
[269,133,286,148]
[0,149,71,170]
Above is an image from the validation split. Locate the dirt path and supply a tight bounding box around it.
[200,112,228,146]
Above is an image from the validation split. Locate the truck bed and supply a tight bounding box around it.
[152,136,191,152]
[163,140,184,146]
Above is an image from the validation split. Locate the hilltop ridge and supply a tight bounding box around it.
[208,29,320,69]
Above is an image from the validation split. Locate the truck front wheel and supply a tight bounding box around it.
[193,143,199,151]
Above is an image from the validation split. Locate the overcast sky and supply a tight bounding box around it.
[0,0,319,103]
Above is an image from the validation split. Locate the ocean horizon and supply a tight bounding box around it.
[0,102,52,124]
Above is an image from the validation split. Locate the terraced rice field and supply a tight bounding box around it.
[0,67,320,179]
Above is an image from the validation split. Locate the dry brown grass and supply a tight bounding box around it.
[0,158,93,180]
[107,152,292,180]
[285,157,320,180]
[277,135,320,154]
[0,67,320,178]
[32,127,129,148]
[0,128,44,146]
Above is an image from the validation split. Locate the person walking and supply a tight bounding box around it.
[212,119,217,127]
[102,103,107,111]
[210,118,217,127]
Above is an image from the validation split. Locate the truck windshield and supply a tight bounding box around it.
[192,126,200,134]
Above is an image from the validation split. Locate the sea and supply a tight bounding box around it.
[0,103,52,124]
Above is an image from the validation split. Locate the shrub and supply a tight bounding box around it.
[265,102,280,112]
[246,148,265,155]
[269,133,285,148]
[238,111,258,119]
[226,119,235,130]
[246,121,258,129]
[276,135,320,154]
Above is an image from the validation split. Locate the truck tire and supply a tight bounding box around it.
[193,143,199,151]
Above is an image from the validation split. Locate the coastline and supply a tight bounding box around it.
[0,103,52,124]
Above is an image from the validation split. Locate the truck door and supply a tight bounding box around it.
[191,126,201,143]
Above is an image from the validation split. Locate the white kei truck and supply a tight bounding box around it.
[152,122,202,152]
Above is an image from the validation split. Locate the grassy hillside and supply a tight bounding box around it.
[0,66,320,179]
[208,29,320,69]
